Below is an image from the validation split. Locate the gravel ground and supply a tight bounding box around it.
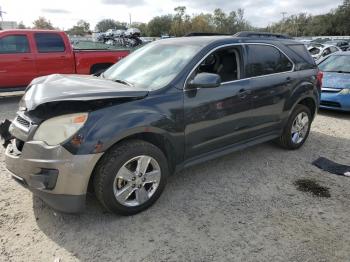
[0,96,349,262]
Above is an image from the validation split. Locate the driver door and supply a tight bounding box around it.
[184,45,253,160]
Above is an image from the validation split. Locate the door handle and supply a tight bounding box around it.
[21,57,32,61]
[286,76,292,82]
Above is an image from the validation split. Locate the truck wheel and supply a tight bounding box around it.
[93,140,168,215]
[277,104,312,150]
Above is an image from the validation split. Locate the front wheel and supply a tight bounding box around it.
[277,104,312,150]
[93,140,168,215]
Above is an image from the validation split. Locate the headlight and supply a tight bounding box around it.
[33,113,88,146]
[340,89,350,95]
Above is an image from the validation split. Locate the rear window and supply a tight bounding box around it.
[34,33,65,53]
[0,35,30,54]
[289,44,315,64]
[245,44,293,77]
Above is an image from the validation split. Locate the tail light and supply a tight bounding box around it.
[316,71,323,90]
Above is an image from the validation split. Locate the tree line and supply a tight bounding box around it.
[266,0,350,36]
[14,0,350,37]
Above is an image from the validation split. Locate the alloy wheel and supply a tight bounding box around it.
[113,155,161,207]
[291,112,309,144]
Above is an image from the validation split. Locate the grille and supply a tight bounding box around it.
[320,100,341,108]
[16,115,31,128]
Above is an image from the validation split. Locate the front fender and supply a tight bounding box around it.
[64,105,182,157]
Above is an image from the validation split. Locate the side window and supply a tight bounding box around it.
[195,47,241,83]
[322,48,331,57]
[330,46,338,53]
[34,33,65,53]
[245,45,293,78]
[0,35,30,54]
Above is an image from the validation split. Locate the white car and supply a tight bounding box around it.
[307,44,342,61]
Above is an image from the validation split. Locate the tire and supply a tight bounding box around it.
[93,140,169,215]
[277,104,312,150]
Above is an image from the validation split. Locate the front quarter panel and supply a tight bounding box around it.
[64,88,184,165]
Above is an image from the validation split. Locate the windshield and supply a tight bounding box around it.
[103,41,203,90]
[318,55,350,73]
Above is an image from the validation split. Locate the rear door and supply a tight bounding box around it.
[0,34,36,89]
[33,32,75,76]
[243,44,295,135]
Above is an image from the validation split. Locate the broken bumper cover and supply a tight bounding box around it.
[4,140,102,213]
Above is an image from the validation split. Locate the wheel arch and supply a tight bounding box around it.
[87,131,178,192]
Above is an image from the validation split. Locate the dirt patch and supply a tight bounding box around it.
[294,179,331,198]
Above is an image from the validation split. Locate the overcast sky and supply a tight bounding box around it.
[0,0,343,30]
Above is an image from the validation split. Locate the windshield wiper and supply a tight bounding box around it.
[114,79,134,87]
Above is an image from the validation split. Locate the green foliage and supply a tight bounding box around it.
[17,21,26,29]
[67,20,90,36]
[33,17,54,30]
[95,19,127,32]
[147,15,173,36]
[266,0,350,36]
[94,6,251,37]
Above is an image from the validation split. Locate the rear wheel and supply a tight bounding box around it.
[277,104,311,149]
[93,140,168,215]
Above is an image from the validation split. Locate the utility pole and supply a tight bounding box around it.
[280,12,287,33]
[129,13,131,26]
[0,6,7,22]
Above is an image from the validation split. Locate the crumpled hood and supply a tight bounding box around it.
[322,72,350,89]
[21,74,148,111]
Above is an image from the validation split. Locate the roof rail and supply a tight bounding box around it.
[234,31,292,39]
[185,32,230,37]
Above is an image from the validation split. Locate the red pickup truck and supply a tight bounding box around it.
[0,29,130,90]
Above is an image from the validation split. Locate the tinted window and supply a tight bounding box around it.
[330,46,338,53]
[245,45,293,77]
[34,33,65,52]
[288,44,314,64]
[0,35,29,54]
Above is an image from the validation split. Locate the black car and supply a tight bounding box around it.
[1,32,321,215]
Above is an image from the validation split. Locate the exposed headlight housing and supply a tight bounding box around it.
[33,113,88,146]
[340,88,350,95]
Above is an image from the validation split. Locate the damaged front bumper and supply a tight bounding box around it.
[2,118,103,213]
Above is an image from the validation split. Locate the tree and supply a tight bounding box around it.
[33,17,54,29]
[213,8,228,33]
[95,19,126,32]
[67,20,90,36]
[171,6,191,36]
[191,14,214,33]
[17,21,26,29]
[147,15,173,36]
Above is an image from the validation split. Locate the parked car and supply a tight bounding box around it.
[307,44,341,61]
[324,40,350,51]
[0,29,130,90]
[0,33,321,215]
[317,52,350,111]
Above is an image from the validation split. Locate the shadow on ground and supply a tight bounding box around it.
[32,130,350,261]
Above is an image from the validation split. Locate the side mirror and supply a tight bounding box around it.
[188,73,221,89]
